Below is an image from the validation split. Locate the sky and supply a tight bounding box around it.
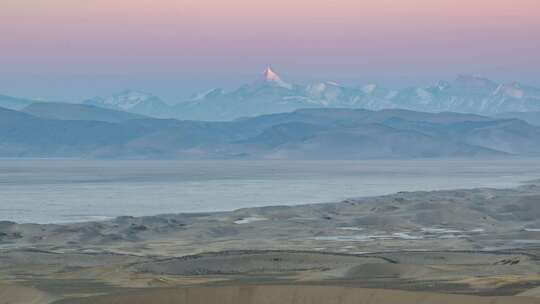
[1,0,539,102]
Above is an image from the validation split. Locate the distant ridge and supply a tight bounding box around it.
[496,111,540,126]
[0,94,40,110]
[23,102,146,123]
[1,106,539,159]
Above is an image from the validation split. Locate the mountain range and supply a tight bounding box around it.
[84,90,172,118]
[2,69,539,122]
[1,105,540,159]
[78,68,540,121]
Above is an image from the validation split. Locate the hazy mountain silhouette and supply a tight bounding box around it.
[0,94,40,110]
[23,102,147,123]
[1,106,540,159]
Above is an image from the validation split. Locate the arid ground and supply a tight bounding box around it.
[2,181,540,303]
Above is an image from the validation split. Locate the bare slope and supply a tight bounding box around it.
[55,285,540,304]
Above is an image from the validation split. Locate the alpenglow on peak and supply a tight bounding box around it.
[262,67,292,89]
[263,67,281,82]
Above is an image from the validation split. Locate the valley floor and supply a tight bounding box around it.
[2,181,540,303]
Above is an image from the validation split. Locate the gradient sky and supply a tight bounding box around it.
[2,0,539,102]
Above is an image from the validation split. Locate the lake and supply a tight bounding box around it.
[1,159,539,223]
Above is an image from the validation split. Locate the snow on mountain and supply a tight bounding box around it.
[493,83,525,99]
[361,84,377,94]
[190,88,226,101]
[77,70,540,121]
[84,90,171,117]
[262,67,293,89]
[86,90,154,110]
[173,71,540,120]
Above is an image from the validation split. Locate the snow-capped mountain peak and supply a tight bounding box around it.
[83,69,540,121]
[84,89,170,117]
[306,82,327,95]
[100,90,155,110]
[262,67,293,89]
[493,83,525,99]
[362,84,377,94]
[263,67,281,82]
[435,81,451,91]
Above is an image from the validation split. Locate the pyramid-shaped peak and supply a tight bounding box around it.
[259,67,293,89]
[263,67,282,82]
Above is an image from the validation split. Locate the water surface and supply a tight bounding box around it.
[1,159,539,223]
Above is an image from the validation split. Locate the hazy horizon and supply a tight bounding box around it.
[2,0,540,102]
[2,70,540,104]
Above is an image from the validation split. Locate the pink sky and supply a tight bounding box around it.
[1,0,539,100]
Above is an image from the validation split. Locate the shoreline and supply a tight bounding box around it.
[4,170,539,224]
[2,182,540,302]
[13,178,540,226]
[3,180,540,235]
